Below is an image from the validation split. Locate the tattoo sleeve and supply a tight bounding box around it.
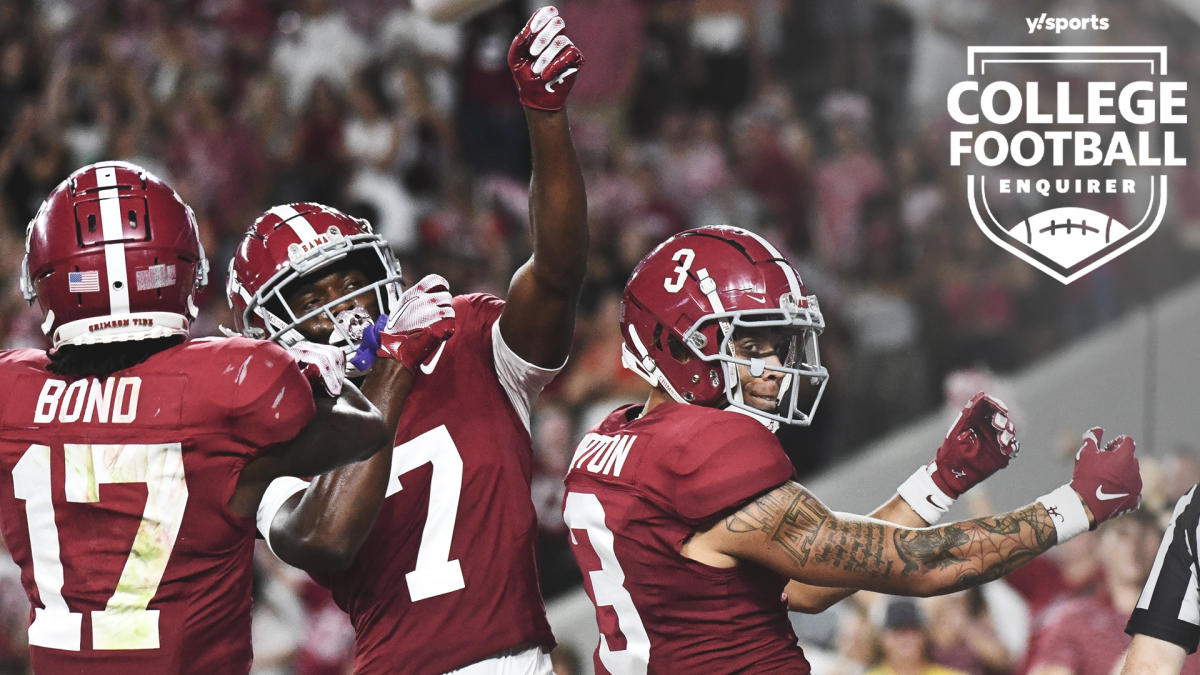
[723,482,1058,594]
[891,505,1057,592]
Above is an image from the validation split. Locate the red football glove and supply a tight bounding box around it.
[930,392,1019,499]
[287,341,346,397]
[507,6,584,111]
[1070,427,1141,528]
[897,392,1018,523]
[375,274,456,372]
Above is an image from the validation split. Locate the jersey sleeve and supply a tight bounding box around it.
[256,475,311,555]
[455,293,505,343]
[457,293,563,433]
[490,321,561,433]
[1127,485,1200,653]
[226,341,317,449]
[660,413,795,523]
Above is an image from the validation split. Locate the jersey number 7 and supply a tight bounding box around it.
[388,425,466,601]
[14,442,187,651]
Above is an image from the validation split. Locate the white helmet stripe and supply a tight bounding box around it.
[738,227,802,299]
[95,166,131,314]
[269,204,320,242]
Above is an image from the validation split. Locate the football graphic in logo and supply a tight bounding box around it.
[1016,207,1129,264]
[969,175,1168,280]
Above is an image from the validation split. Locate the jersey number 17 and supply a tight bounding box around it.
[14,442,187,651]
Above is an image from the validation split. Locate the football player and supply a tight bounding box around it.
[228,7,586,674]
[563,225,1143,674]
[0,161,390,673]
[1122,482,1200,675]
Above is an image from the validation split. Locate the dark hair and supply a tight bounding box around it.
[47,336,185,379]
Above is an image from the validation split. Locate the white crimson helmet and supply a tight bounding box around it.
[620,225,829,427]
[226,203,403,373]
[21,161,209,351]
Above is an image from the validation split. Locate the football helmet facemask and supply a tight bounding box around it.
[620,225,829,427]
[227,203,403,375]
[21,161,209,351]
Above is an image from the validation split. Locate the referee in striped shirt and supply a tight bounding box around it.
[1124,484,1200,674]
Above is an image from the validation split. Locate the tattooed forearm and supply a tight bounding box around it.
[893,504,1057,592]
[893,526,969,575]
[724,484,894,575]
[813,519,894,578]
[725,482,829,566]
[722,482,1057,594]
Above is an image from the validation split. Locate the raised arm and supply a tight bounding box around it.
[786,393,1018,612]
[497,6,587,368]
[688,427,1140,598]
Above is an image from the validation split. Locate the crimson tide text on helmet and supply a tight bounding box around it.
[620,225,829,427]
[20,161,209,351]
[227,203,403,371]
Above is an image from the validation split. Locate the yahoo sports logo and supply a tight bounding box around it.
[949,46,1188,284]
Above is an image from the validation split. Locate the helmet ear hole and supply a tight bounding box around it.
[666,333,691,363]
[651,323,691,363]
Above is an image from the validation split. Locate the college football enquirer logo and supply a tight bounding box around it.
[949,46,1188,283]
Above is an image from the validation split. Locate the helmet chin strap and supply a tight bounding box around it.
[722,402,780,433]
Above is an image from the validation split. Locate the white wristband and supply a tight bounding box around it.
[256,476,310,556]
[1036,484,1091,543]
[897,463,956,525]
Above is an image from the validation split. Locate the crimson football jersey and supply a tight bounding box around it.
[0,337,315,674]
[306,294,558,674]
[563,402,810,674]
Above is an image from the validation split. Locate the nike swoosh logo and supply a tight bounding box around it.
[1095,486,1130,501]
[420,342,448,375]
[545,67,579,93]
[746,294,767,304]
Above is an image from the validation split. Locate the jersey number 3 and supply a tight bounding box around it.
[14,442,187,651]
[564,492,650,674]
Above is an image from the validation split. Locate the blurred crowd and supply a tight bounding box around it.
[1,0,1199,672]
